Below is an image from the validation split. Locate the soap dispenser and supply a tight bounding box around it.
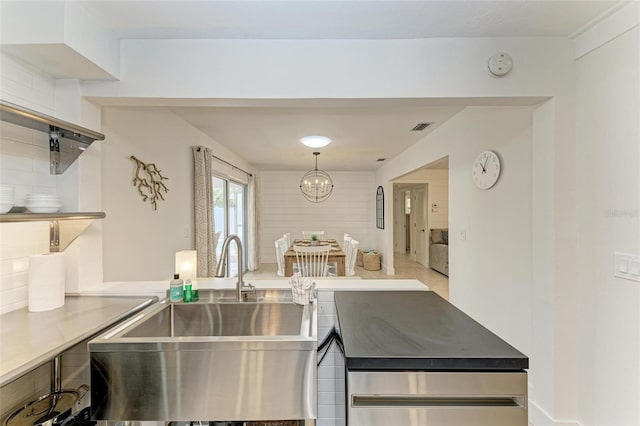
[169,274,184,302]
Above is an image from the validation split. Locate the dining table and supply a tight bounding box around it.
[284,239,346,277]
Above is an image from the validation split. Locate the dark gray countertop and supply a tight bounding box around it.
[335,291,528,371]
[0,295,157,386]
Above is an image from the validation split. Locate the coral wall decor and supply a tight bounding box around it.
[130,155,169,210]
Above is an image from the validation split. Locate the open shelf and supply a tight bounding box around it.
[0,212,106,252]
[0,212,105,222]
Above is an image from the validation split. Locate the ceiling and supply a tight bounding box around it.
[85,1,617,40]
[171,104,464,171]
[7,1,619,171]
[86,0,615,171]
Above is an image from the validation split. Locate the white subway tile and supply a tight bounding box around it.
[318,391,336,406]
[0,299,27,315]
[317,290,335,301]
[318,378,335,392]
[0,122,34,144]
[0,55,33,87]
[318,404,336,419]
[0,284,27,307]
[318,365,335,379]
[0,76,33,102]
[32,131,49,148]
[32,171,57,188]
[0,168,35,187]
[0,153,32,174]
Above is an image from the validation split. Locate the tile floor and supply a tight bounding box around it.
[245,252,449,300]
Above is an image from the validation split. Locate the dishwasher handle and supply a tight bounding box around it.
[352,394,526,408]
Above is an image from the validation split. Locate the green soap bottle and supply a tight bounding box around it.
[184,280,193,303]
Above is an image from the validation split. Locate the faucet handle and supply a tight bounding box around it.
[242,282,256,293]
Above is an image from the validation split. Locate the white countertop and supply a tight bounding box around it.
[80,278,428,298]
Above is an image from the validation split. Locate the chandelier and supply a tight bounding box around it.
[300,152,334,203]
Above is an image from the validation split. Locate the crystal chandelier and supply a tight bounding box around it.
[300,152,334,203]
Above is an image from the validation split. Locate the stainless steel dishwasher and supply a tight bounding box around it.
[334,291,529,426]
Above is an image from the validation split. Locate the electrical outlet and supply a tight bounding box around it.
[459,229,467,241]
[614,252,640,282]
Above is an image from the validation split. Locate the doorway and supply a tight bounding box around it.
[413,185,428,266]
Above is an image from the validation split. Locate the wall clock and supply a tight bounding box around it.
[472,151,501,190]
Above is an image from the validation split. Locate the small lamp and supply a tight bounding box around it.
[175,250,197,281]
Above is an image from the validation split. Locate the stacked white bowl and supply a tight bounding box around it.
[0,185,14,213]
[25,194,62,213]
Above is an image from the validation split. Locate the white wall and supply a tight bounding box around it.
[258,171,375,264]
[384,107,533,351]
[100,107,255,282]
[575,26,640,426]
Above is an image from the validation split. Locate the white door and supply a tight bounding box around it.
[393,189,405,253]
[413,185,428,266]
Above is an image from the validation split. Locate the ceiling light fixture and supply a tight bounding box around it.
[300,152,334,203]
[300,135,332,148]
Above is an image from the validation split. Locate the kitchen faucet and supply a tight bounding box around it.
[214,234,255,301]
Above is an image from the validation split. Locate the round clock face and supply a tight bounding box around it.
[472,151,501,190]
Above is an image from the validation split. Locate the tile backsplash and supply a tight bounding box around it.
[0,53,59,314]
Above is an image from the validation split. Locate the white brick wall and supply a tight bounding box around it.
[259,171,376,265]
[0,53,59,314]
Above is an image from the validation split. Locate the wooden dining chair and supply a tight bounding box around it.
[274,237,287,277]
[293,244,331,277]
[301,230,325,239]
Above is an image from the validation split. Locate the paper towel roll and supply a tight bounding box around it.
[28,252,65,312]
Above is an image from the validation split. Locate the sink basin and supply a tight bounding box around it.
[123,301,306,337]
[89,289,317,422]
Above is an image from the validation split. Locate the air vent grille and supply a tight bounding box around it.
[411,122,432,131]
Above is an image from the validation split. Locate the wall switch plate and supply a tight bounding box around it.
[614,252,640,282]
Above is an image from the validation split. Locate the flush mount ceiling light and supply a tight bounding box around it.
[300,135,332,148]
[300,152,334,203]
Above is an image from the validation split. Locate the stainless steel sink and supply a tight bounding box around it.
[89,289,317,423]
[124,299,306,337]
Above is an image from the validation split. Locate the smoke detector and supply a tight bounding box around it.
[488,53,513,77]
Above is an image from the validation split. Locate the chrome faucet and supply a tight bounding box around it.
[214,234,255,302]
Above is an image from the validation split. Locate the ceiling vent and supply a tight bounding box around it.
[411,122,432,131]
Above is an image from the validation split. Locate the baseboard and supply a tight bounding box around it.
[529,399,581,426]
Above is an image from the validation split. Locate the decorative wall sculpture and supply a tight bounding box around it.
[130,155,169,210]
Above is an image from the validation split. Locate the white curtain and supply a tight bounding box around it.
[247,174,259,271]
[193,146,216,277]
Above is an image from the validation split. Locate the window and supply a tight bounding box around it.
[213,175,247,276]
